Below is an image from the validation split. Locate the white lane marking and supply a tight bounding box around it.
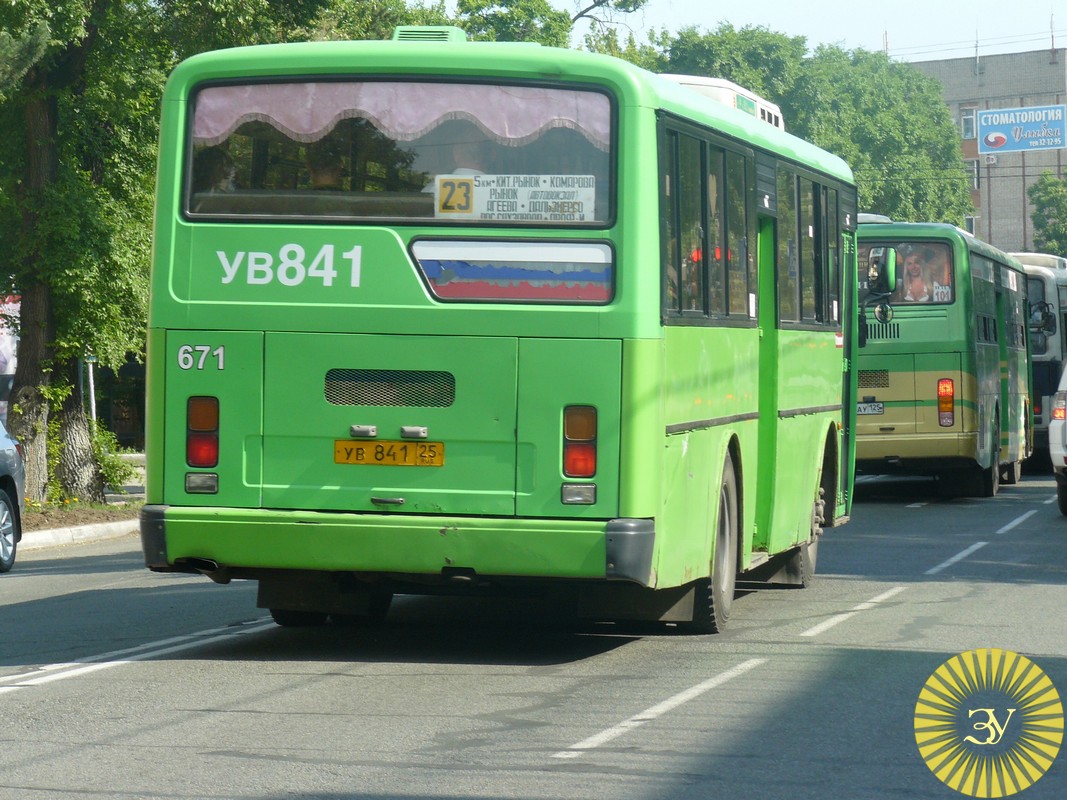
[551,658,766,759]
[0,619,274,694]
[925,541,989,576]
[907,503,927,508]
[1044,495,1057,505]
[996,509,1038,534]
[799,586,907,637]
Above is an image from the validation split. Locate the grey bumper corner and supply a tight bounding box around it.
[140,504,170,569]
[605,518,655,586]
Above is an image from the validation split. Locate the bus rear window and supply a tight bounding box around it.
[411,240,613,303]
[187,81,612,225]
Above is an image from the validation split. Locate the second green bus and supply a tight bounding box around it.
[856,221,1031,495]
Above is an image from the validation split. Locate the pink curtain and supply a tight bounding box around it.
[192,82,610,151]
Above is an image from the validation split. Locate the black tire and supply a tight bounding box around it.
[975,416,1001,497]
[687,453,738,634]
[269,608,329,627]
[1001,460,1022,485]
[0,489,19,574]
[1057,481,1067,517]
[783,484,823,587]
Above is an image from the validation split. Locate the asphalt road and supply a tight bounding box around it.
[2,472,1066,799]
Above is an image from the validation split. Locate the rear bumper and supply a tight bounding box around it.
[856,431,978,467]
[140,505,655,586]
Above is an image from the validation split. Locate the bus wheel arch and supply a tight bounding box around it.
[782,426,835,587]
[685,446,740,634]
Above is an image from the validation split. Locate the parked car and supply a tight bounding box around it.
[0,418,25,573]
[1051,371,1067,515]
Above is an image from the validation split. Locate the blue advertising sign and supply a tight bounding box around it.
[978,105,1067,154]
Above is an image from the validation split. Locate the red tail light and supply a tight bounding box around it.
[937,379,954,427]
[1053,392,1067,421]
[186,396,219,467]
[563,405,597,478]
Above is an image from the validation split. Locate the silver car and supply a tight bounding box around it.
[0,419,25,572]
[1051,370,1067,515]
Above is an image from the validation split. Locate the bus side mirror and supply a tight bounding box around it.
[862,247,896,298]
[883,249,897,294]
[859,247,896,349]
[865,247,898,296]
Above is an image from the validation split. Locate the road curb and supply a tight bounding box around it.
[21,519,140,552]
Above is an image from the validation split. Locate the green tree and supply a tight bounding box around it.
[786,46,972,223]
[0,21,49,101]
[663,23,808,102]
[582,26,667,71]
[457,0,572,45]
[613,22,972,224]
[1028,171,1067,256]
[295,0,449,42]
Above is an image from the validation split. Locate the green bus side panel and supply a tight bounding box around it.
[657,326,760,586]
[515,338,621,519]
[160,509,608,578]
[161,330,264,507]
[765,329,841,556]
[261,333,518,516]
[618,338,665,519]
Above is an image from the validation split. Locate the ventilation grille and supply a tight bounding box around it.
[325,369,456,407]
[858,369,890,389]
[392,25,467,42]
[866,322,900,340]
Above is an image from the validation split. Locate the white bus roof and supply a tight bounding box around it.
[1008,252,1067,270]
[659,74,784,130]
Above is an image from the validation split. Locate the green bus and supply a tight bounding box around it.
[140,26,860,633]
[856,221,1031,495]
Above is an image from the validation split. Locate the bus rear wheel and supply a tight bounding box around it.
[687,453,738,634]
[972,415,1001,497]
[1001,460,1022,485]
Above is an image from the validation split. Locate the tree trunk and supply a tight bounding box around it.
[8,85,58,503]
[56,357,105,503]
[8,283,52,502]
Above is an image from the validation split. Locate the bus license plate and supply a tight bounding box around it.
[857,402,884,415]
[334,440,445,466]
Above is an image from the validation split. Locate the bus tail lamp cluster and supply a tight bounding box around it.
[561,405,597,505]
[186,396,219,493]
[937,379,954,427]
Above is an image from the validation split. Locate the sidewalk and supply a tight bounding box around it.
[21,517,140,551]
[20,452,144,553]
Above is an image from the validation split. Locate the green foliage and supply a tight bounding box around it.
[43,416,63,504]
[457,0,571,45]
[609,21,972,225]
[787,46,972,223]
[295,0,449,42]
[1028,172,1067,256]
[90,420,137,492]
[0,20,49,101]
[158,0,333,55]
[664,23,808,102]
[582,26,668,71]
